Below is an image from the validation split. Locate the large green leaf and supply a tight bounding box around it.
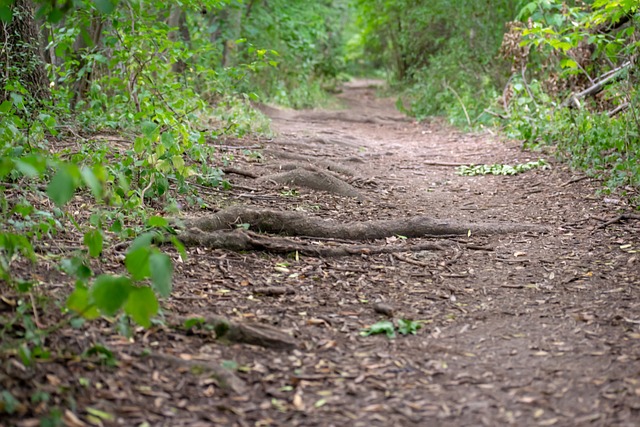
[67,283,100,319]
[83,229,103,258]
[124,286,158,328]
[81,166,103,199]
[14,155,47,178]
[149,252,172,297]
[0,5,12,23]
[47,166,77,207]
[124,246,152,280]
[91,275,132,316]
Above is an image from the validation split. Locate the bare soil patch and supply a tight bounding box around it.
[2,79,640,427]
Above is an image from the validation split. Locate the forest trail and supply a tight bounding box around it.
[4,80,640,427]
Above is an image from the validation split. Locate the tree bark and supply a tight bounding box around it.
[0,0,50,105]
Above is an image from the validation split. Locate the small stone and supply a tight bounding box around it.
[373,303,394,316]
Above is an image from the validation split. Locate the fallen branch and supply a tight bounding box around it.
[596,213,640,229]
[561,61,631,108]
[423,161,469,167]
[560,175,589,187]
[608,102,629,117]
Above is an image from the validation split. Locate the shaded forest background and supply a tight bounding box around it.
[0,0,639,418]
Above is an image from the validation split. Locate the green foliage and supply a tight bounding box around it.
[351,0,517,126]
[360,319,422,339]
[456,159,549,176]
[502,0,640,201]
[360,320,396,338]
[397,319,421,336]
[240,0,350,108]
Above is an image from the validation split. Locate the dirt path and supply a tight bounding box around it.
[3,80,640,427]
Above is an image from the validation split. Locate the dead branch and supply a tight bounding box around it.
[560,175,589,187]
[596,213,640,229]
[561,62,632,108]
[423,161,469,167]
[608,102,629,117]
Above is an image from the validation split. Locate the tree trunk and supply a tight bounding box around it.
[69,13,104,111]
[168,6,190,74]
[0,0,50,105]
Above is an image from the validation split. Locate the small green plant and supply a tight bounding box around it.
[456,159,549,176]
[360,319,422,339]
[280,188,299,197]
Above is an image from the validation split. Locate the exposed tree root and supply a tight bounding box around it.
[257,169,364,199]
[222,167,258,179]
[178,228,446,257]
[293,111,411,125]
[263,149,358,176]
[144,352,247,394]
[180,206,548,240]
[176,315,296,351]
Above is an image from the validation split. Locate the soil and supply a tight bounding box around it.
[2,79,640,427]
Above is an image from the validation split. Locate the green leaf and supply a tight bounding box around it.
[83,344,117,366]
[67,283,100,319]
[86,406,114,421]
[93,0,117,14]
[140,120,158,138]
[170,235,187,262]
[14,155,47,178]
[83,229,103,258]
[128,231,156,252]
[91,275,132,316]
[560,58,578,69]
[397,319,421,335]
[146,216,168,228]
[61,258,93,281]
[19,344,33,367]
[0,99,12,113]
[47,166,77,207]
[0,390,19,414]
[149,252,172,297]
[125,246,152,280]
[360,320,395,338]
[81,166,103,199]
[183,317,205,329]
[0,5,12,23]
[124,286,158,328]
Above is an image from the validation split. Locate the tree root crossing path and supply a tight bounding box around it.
[9,80,640,426]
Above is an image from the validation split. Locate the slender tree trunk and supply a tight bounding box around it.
[69,13,104,111]
[0,0,50,105]
[168,6,190,74]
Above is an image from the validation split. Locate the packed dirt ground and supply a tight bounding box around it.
[2,80,640,427]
